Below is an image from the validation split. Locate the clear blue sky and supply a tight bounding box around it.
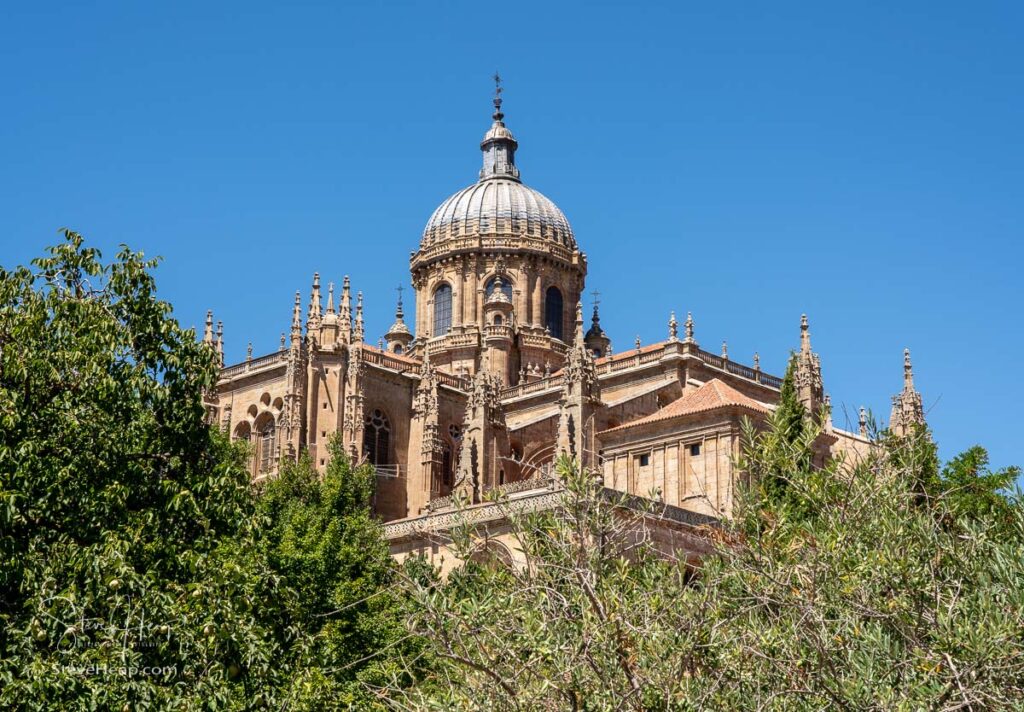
[2,1,1021,473]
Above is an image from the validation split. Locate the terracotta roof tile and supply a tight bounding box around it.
[601,378,769,433]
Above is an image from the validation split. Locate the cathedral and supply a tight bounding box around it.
[201,85,926,564]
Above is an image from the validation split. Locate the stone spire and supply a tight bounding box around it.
[320,281,339,347]
[858,406,868,437]
[283,290,307,460]
[795,314,824,421]
[668,311,678,342]
[574,301,585,345]
[890,348,925,437]
[385,285,413,354]
[339,276,353,344]
[215,321,224,366]
[584,293,611,357]
[479,73,520,182]
[486,275,512,305]
[290,291,302,345]
[353,291,364,343]
[202,310,214,345]
[307,273,322,336]
[556,301,603,470]
[683,312,696,346]
[721,340,728,360]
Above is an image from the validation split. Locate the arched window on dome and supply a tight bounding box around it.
[433,283,452,336]
[485,276,513,301]
[545,286,564,341]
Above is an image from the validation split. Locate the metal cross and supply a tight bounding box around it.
[590,289,601,308]
[493,72,502,96]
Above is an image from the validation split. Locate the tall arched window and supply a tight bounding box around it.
[441,442,453,488]
[545,286,564,341]
[257,418,276,474]
[433,283,452,336]
[363,409,391,465]
[485,276,513,301]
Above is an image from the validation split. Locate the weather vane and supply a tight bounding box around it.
[492,72,503,119]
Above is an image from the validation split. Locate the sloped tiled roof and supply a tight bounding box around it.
[601,378,769,433]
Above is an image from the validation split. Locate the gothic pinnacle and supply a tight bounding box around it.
[203,310,214,344]
[574,301,584,344]
[668,311,678,341]
[354,291,364,342]
[326,281,335,314]
[290,291,302,342]
[684,312,695,344]
[859,406,868,436]
[903,347,914,389]
[721,340,728,359]
[308,273,322,329]
[800,313,811,355]
[215,321,224,366]
[340,276,352,322]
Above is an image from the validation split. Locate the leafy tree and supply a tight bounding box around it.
[248,439,427,710]
[0,231,281,708]
[741,354,823,519]
[776,353,806,445]
[939,445,1020,525]
[389,431,1024,709]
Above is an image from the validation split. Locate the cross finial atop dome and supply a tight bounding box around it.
[480,75,520,181]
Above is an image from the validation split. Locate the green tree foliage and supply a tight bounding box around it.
[741,354,822,519]
[391,434,1024,709]
[939,445,1020,525]
[249,439,426,709]
[0,233,420,709]
[0,231,278,708]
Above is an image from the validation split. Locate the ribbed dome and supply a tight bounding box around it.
[421,178,575,249]
[419,89,576,252]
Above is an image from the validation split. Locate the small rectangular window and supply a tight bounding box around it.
[639,454,650,467]
[690,444,701,457]
[323,402,328,409]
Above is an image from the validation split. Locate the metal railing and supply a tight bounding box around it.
[374,464,406,479]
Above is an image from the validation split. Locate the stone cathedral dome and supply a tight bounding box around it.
[419,93,576,251]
